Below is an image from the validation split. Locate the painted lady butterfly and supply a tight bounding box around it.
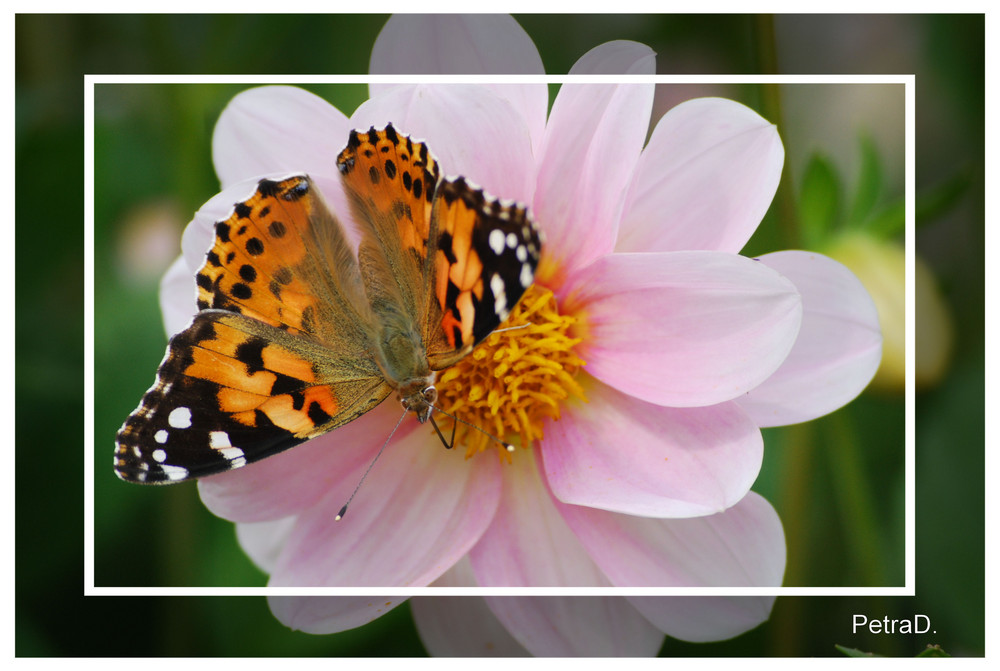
[114,124,542,484]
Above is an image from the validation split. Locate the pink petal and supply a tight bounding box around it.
[564,251,802,407]
[412,559,530,656]
[557,492,786,587]
[211,86,351,188]
[197,399,411,522]
[468,447,610,586]
[534,43,655,282]
[736,251,882,427]
[368,14,547,154]
[351,84,536,204]
[540,379,762,517]
[483,595,664,656]
[438,546,661,656]
[158,254,197,337]
[267,596,408,634]
[569,39,657,75]
[617,98,784,254]
[178,178,251,271]
[269,427,502,586]
[235,517,296,573]
[627,596,777,643]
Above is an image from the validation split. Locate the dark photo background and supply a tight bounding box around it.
[15,14,984,657]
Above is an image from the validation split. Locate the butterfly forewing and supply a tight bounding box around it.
[336,126,441,326]
[195,175,373,346]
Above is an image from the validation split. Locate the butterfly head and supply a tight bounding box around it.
[397,377,438,424]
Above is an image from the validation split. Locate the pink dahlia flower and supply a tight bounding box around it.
[156,14,881,657]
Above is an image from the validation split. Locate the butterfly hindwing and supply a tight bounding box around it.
[114,311,391,483]
[426,177,541,368]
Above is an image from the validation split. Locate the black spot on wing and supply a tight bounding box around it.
[234,337,267,374]
[245,237,264,256]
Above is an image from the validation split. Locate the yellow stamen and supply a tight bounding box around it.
[437,284,587,459]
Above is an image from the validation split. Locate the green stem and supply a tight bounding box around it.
[753,14,800,249]
[823,410,889,586]
[767,422,811,655]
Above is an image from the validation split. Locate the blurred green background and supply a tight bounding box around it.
[16,14,983,657]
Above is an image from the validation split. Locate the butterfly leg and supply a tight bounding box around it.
[428,414,455,450]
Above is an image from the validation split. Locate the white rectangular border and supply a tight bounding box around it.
[84,73,915,597]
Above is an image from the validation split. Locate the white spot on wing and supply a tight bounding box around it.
[489,229,505,256]
[491,273,508,319]
[160,464,189,481]
[506,232,518,248]
[218,447,245,461]
[520,263,534,288]
[209,431,232,448]
[516,245,527,262]
[154,429,168,444]
[168,407,192,429]
[152,449,167,463]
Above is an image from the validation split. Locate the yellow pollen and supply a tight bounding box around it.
[437,284,586,459]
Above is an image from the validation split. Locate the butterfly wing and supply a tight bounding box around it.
[336,125,441,336]
[336,124,543,372]
[424,177,542,368]
[114,311,391,483]
[194,174,375,350]
[115,176,391,483]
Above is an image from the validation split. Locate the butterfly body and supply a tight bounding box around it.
[114,124,541,484]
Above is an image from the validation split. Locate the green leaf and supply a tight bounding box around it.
[916,165,974,224]
[799,152,842,247]
[863,165,974,239]
[865,199,905,237]
[847,132,884,227]
[835,644,882,657]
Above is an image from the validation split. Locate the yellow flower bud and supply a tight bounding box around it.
[823,232,953,391]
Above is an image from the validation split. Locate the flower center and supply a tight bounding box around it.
[436,284,586,459]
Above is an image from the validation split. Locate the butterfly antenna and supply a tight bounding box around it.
[335,407,409,521]
[492,322,531,335]
[429,405,515,453]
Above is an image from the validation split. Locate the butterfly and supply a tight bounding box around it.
[114,123,542,484]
